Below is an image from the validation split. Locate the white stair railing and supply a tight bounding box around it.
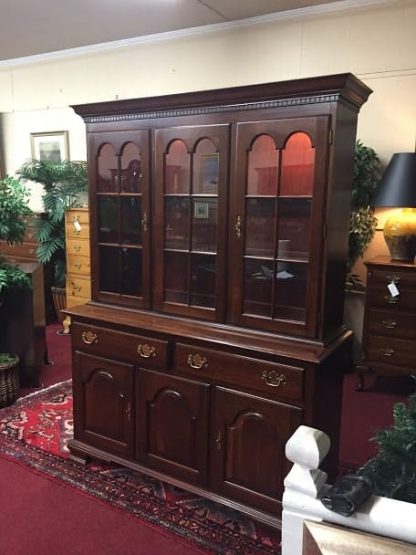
[282,425,416,554]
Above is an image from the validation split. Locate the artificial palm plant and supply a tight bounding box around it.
[346,140,381,289]
[18,160,88,288]
[0,176,32,293]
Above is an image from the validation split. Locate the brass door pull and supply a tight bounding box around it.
[235,215,242,239]
[381,347,395,357]
[187,353,208,369]
[141,211,148,233]
[381,319,397,329]
[137,344,156,358]
[81,331,98,345]
[261,370,287,388]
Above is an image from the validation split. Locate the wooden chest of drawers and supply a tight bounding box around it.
[358,257,416,389]
[65,208,91,309]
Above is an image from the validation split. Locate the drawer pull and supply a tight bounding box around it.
[381,347,395,357]
[137,343,156,358]
[261,370,287,388]
[187,353,208,370]
[71,284,82,293]
[384,294,399,304]
[74,263,82,270]
[386,273,400,284]
[81,331,98,345]
[381,319,397,329]
[74,245,82,253]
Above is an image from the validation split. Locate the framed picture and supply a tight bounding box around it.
[199,154,219,193]
[194,201,209,219]
[31,131,69,162]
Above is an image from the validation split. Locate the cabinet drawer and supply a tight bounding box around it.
[66,238,90,257]
[67,254,91,276]
[72,322,169,369]
[369,268,416,289]
[66,275,91,299]
[65,209,89,226]
[366,336,416,368]
[0,241,37,259]
[366,287,416,312]
[367,309,416,340]
[66,222,90,240]
[175,343,304,402]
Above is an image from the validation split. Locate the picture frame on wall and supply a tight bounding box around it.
[30,131,69,162]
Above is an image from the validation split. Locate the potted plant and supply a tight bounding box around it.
[346,140,381,289]
[0,176,32,297]
[344,141,380,361]
[17,160,87,320]
[0,176,32,406]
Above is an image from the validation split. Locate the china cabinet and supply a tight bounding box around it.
[66,73,371,528]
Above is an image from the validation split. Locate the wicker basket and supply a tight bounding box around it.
[0,354,20,408]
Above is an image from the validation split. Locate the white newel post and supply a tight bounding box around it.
[282,425,416,554]
[282,425,330,555]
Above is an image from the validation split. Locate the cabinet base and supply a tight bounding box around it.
[68,438,283,530]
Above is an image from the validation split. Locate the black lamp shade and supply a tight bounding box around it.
[372,152,416,208]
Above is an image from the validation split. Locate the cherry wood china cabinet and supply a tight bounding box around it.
[67,74,371,528]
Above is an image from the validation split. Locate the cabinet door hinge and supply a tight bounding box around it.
[328,128,333,145]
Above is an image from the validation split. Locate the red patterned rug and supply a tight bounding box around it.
[0,380,281,554]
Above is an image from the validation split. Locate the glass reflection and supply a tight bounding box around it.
[165,140,190,194]
[99,246,119,293]
[280,132,315,196]
[245,198,275,257]
[164,252,188,304]
[121,248,141,296]
[165,197,189,250]
[121,197,142,245]
[193,139,219,195]
[98,197,119,243]
[277,198,311,261]
[274,262,307,322]
[97,144,118,193]
[247,135,278,196]
[243,258,273,317]
[192,198,217,253]
[121,143,142,193]
[190,254,216,308]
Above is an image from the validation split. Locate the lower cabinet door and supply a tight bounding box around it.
[73,352,134,458]
[210,387,303,514]
[136,368,210,485]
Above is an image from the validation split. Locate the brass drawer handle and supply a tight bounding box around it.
[381,347,395,357]
[82,331,98,345]
[386,273,400,284]
[235,215,242,239]
[187,353,208,370]
[74,245,82,253]
[261,370,287,388]
[384,294,399,304]
[71,283,82,293]
[137,343,156,358]
[381,319,397,329]
[74,263,82,270]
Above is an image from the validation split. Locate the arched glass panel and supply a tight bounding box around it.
[280,132,315,196]
[120,142,142,193]
[97,144,118,193]
[193,138,219,195]
[165,140,190,194]
[247,135,278,196]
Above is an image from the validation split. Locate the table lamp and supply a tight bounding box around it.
[372,152,416,262]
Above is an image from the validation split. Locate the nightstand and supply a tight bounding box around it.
[357,256,416,390]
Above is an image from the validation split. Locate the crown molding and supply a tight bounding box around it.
[0,0,396,69]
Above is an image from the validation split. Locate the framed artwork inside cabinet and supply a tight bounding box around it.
[31,131,69,162]
[200,154,219,193]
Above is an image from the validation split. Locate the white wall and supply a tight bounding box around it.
[1,0,415,270]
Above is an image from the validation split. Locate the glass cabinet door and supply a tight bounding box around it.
[229,117,329,336]
[92,130,150,308]
[154,125,229,321]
